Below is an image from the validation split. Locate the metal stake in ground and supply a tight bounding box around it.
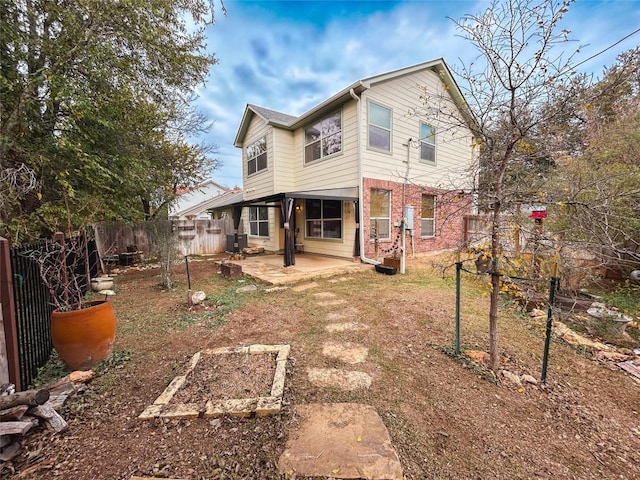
[541,276,559,384]
[185,255,192,306]
[455,261,462,355]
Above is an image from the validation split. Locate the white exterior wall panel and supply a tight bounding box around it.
[243,205,281,252]
[361,70,473,191]
[273,128,296,193]
[293,100,359,192]
[296,201,356,258]
[243,116,274,201]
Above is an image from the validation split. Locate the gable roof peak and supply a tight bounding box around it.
[247,104,297,125]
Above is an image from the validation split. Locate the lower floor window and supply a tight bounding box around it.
[421,194,436,237]
[305,199,342,239]
[370,188,391,239]
[249,206,269,237]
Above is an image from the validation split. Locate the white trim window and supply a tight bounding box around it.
[420,123,436,164]
[304,110,342,163]
[421,194,436,237]
[368,101,392,152]
[369,188,391,239]
[249,206,269,237]
[247,136,267,175]
[305,199,342,239]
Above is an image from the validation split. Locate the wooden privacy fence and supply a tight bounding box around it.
[93,218,236,259]
[0,234,99,391]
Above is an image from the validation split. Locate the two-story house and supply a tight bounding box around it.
[231,58,476,266]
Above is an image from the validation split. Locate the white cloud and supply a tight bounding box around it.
[196,0,640,188]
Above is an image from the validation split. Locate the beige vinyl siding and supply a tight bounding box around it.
[296,201,356,257]
[243,206,281,252]
[361,69,474,191]
[273,127,296,193]
[292,100,359,191]
[243,116,274,200]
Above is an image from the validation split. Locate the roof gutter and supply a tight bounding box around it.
[350,88,379,265]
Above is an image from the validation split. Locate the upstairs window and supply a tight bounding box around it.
[370,189,391,239]
[249,206,269,237]
[368,102,392,152]
[305,199,342,239]
[305,110,342,163]
[420,123,436,164]
[421,194,436,237]
[247,136,267,175]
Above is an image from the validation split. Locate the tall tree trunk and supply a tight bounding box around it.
[489,262,501,371]
[488,208,501,371]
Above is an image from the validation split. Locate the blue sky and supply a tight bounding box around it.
[195,0,640,188]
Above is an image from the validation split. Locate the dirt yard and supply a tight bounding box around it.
[4,255,639,479]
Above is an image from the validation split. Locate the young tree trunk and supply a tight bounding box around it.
[489,268,501,371]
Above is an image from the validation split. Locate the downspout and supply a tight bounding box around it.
[350,87,379,265]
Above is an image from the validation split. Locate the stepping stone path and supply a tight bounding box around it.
[307,368,373,390]
[313,291,337,298]
[278,403,403,480]
[325,307,360,321]
[325,322,369,333]
[283,283,403,479]
[316,299,348,307]
[322,341,368,364]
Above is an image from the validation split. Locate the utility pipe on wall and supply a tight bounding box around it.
[350,87,379,265]
[400,138,413,275]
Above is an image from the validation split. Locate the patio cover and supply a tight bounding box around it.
[229,187,359,207]
[284,187,358,201]
[229,187,360,267]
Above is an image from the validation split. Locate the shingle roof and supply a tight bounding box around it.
[235,58,474,146]
[247,104,297,125]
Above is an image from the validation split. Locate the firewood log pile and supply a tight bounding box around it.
[0,370,94,461]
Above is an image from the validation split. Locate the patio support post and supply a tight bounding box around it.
[281,198,295,267]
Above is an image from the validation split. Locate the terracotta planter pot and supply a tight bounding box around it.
[51,300,116,370]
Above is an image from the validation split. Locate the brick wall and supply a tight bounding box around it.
[363,178,471,258]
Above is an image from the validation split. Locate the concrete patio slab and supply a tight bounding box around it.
[278,403,403,480]
[231,254,368,285]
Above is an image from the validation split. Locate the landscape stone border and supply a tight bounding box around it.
[138,344,290,420]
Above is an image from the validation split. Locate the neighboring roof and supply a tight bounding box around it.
[202,190,245,212]
[170,179,232,217]
[234,58,475,146]
[175,179,230,196]
[173,189,243,218]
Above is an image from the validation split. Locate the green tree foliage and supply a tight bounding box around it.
[445,0,582,370]
[548,48,640,271]
[0,0,219,243]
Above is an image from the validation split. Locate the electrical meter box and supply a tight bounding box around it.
[403,206,414,229]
